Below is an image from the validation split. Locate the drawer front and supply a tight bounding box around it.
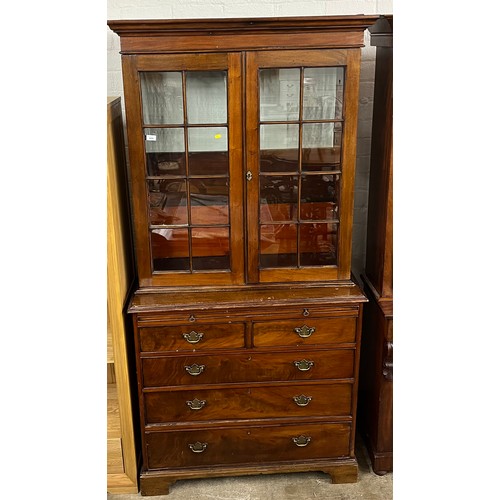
[141,349,354,387]
[144,383,352,423]
[139,323,245,352]
[253,317,356,347]
[146,422,351,469]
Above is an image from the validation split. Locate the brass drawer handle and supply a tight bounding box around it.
[185,363,205,376]
[292,435,311,447]
[186,398,206,410]
[188,442,208,453]
[293,395,312,407]
[294,359,314,371]
[182,330,204,344]
[294,325,316,338]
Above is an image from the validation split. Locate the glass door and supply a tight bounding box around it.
[246,49,360,283]
[124,53,244,287]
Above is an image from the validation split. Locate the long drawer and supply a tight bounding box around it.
[139,322,245,352]
[141,349,354,388]
[144,383,352,423]
[253,317,357,347]
[145,422,351,469]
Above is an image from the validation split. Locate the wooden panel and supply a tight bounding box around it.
[141,349,354,388]
[146,422,351,469]
[253,317,356,347]
[119,32,364,54]
[107,96,138,492]
[108,438,125,474]
[144,382,352,423]
[139,323,246,352]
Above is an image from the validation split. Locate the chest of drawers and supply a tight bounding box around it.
[130,285,366,495]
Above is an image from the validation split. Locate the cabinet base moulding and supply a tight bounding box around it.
[139,459,358,496]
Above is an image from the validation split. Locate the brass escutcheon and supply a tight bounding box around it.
[183,330,204,344]
[185,363,205,376]
[293,359,314,371]
[188,442,208,453]
[186,398,206,410]
[294,325,315,338]
[293,395,312,407]
[292,435,311,447]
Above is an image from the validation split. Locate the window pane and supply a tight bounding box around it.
[302,122,342,172]
[260,175,298,223]
[303,67,344,120]
[148,179,188,225]
[299,223,338,266]
[192,227,230,270]
[260,124,299,173]
[144,128,185,176]
[188,127,228,176]
[190,178,229,225]
[186,71,227,124]
[260,68,300,122]
[260,224,297,268]
[141,72,183,125]
[151,228,189,271]
[300,174,340,221]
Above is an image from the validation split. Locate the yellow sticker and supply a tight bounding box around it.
[214,133,222,139]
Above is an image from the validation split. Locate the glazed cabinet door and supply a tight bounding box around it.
[245,50,361,283]
[122,53,244,287]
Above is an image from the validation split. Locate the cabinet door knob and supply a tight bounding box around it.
[185,363,205,376]
[188,442,208,453]
[294,325,315,338]
[293,359,314,371]
[293,395,312,406]
[292,435,311,447]
[246,171,253,181]
[186,398,207,410]
[182,330,204,344]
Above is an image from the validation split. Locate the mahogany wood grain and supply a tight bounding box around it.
[141,348,354,388]
[139,322,245,352]
[253,317,356,347]
[139,460,358,496]
[145,421,351,469]
[337,49,361,280]
[144,382,352,423]
[358,15,393,475]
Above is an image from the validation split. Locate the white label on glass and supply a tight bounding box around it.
[146,134,157,141]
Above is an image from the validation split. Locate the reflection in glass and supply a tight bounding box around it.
[148,179,188,225]
[300,174,340,221]
[260,68,300,122]
[190,178,229,225]
[260,175,298,223]
[260,224,297,268]
[144,128,185,176]
[260,124,299,173]
[188,127,228,176]
[151,228,189,271]
[302,123,342,172]
[303,67,344,120]
[186,71,227,124]
[192,227,230,270]
[141,72,183,125]
[299,223,337,266]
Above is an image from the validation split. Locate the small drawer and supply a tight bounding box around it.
[141,349,354,388]
[145,422,351,469]
[139,323,245,352]
[144,383,352,424]
[253,317,356,347]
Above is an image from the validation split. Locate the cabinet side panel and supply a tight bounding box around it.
[122,55,153,287]
[337,49,361,279]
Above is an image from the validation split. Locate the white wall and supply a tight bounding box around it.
[107,0,393,277]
